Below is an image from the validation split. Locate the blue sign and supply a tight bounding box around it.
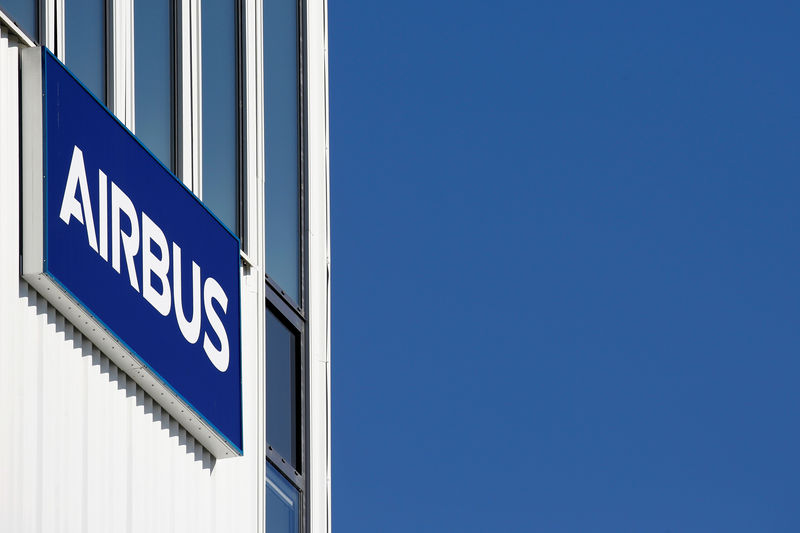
[38,50,242,452]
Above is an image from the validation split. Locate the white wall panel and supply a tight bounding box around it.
[0,25,24,531]
[1,278,263,532]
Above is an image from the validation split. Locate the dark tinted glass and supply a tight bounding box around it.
[263,0,299,303]
[266,462,299,533]
[0,0,37,41]
[65,0,106,102]
[134,0,175,170]
[266,307,298,468]
[201,0,238,234]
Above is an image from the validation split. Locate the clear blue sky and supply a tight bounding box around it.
[330,2,799,531]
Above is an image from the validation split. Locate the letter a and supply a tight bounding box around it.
[59,146,98,252]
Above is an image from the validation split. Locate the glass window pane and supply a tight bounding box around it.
[266,307,298,468]
[263,0,299,303]
[0,0,38,41]
[65,0,106,102]
[266,462,299,533]
[201,0,238,234]
[134,0,175,170]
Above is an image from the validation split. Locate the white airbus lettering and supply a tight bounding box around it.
[141,212,172,316]
[98,169,108,261]
[172,242,203,344]
[111,182,140,292]
[203,277,230,372]
[59,145,232,371]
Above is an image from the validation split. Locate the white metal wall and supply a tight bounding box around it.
[0,0,331,529]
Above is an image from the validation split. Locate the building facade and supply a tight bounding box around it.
[0,1,330,531]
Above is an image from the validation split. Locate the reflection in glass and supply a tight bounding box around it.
[266,307,298,469]
[263,0,299,303]
[0,0,38,41]
[201,0,238,234]
[65,0,106,102]
[134,0,175,170]
[266,462,299,533]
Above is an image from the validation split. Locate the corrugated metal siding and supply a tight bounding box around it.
[0,28,261,532]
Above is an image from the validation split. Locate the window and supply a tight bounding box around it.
[267,306,300,468]
[264,0,300,304]
[263,0,306,529]
[65,0,107,102]
[134,0,176,171]
[265,293,306,533]
[201,0,240,235]
[0,0,38,41]
[267,462,300,533]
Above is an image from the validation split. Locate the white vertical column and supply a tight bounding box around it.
[110,0,134,127]
[177,0,191,187]
[55,0,65,59]
[305,0,332,531]
[249,0,268,529]
[177,0,200,190]
[41,0,57,53]
[190,0,202,194]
